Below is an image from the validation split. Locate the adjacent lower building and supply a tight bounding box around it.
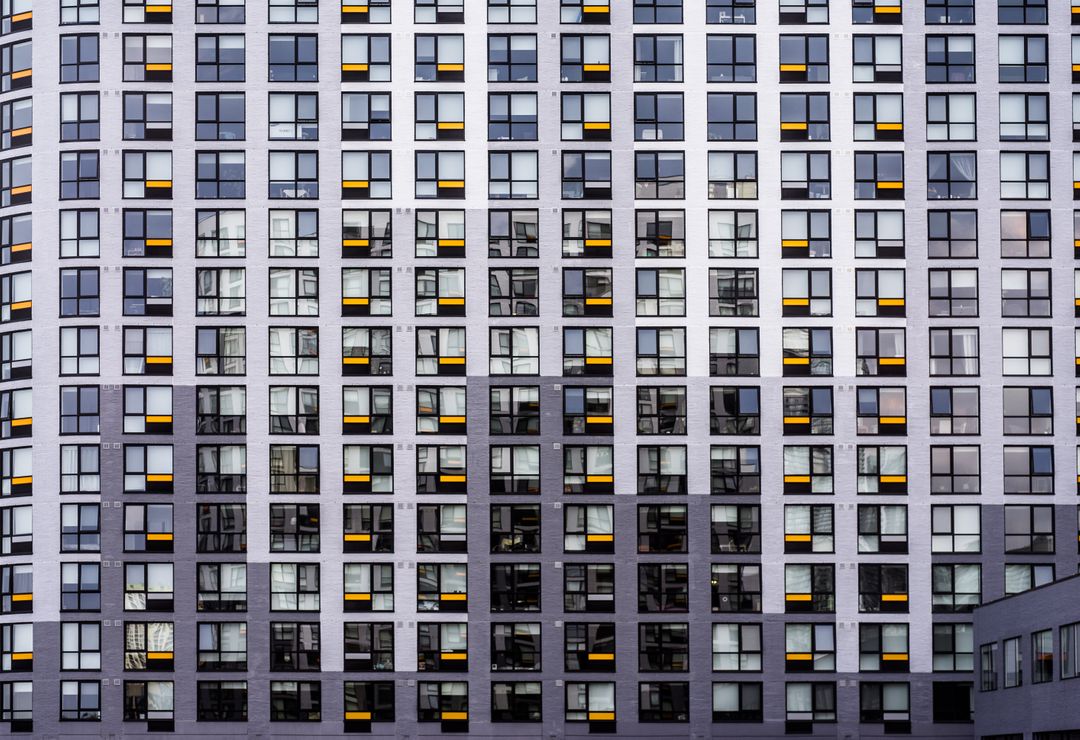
[974,574,1080,740]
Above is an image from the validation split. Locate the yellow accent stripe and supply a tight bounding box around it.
[583,122,610,130]
[436,64,465,72]
[344,533,371,542]
[344,474,371,483]
[586,533,614,542]
[10,652,30,660]
[343,239,369,247]
[786,593,812,601]
[343,357,370,364]
[345,593,372,600]
[780,64,807,72]
[880,475,906,483]
[442,711,468,720]
[342,64,370,72]
[783,298,809,306]
[784,416,810,424]
[783,357,810,365]
[438,415,466,424]
[146,474,173,482]
[145,356,172,364]
[587,653,614,660]
[438,357,465,364]
[785,534,812,542]
[146,533,173,541]
[780,123,808,131]
[146,415,172,423]
[585,475,613,483]
[584,239,611,247]
[147,652,173,660]
[437,122,464,130]
[784,475,811,483]
[343,181,370,188]
[9,417,30,427]
[876,122,903,130]
[440,474,466,483]
[344,416,371,424]
[782,239,809,247]
[584,357,612,364]
[878,357,905,365]
[345,711,372,720]
[583,64,609,72]
[588,712,614,721]
[10,593,30,601]
[881,593,908,602]
[440,593,467,600]
[878,416,906,424]
[145,64,172,72]
[10,476,30,485]
[787,653,812,660]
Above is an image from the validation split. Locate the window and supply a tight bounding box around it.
[1003,637,1022,688]
[416,327,465,375]
[712,682,762,722]
[490,268,538,316]
[416,0,464,22]
[857,446,907,494]
[59,386,98,435]
[708,328,758,377]
[196,210,246,257]
[634,34,683,82]
[781,92,829,141]
[489,92,537,142]
[60,151,99,200]
[929,327,979,376]
[931,504,980,553]
[60,445,99,495]
[61,681,101,721]
[706,34,756,82]
[930,445,980,494]
[999,35,1047,82]
[1001,0,1046,23]
[561,151,610,199]
[270,563,320,611]
[859,683,910,726]
[341,92,390,142]
[785,623,835,672]
[636,93,681,141]
[196,503,246,552]
[858,563,908,613]
[122,91,171,141]
[855,327,904,377]
[489,151,538,200]
[341,34,391,82]
[1031,630,1053,684]
[785,682,836,724]
[270,504,320,553]
[62,0,100,24]
[1000,93,1048,141]
[123,562,173,611]
[1006,564,1053,594]
[854,152,904,200]
[928,151,976,199]
[271,0,318,22]
[709,210,757,257]
[342,152,392,199]
[197,681,247,722]
[1001,210,1049,258]
[780,0,827,22]
[780,151,830,199]
[635,152,684,199]
[858,504,907,553]
[60,34,99,83]
[123,681,174,724]
[1002,327,1051,376]
[709,151,758,198]
[926,34,975,82]
[859,623,909,671]
[706,0,755,23]
[417,563,467,612]
[488,0,534,22]
[488,34,536,82]
[416,623,468,672]
[196,562,246,612]
[933,563,981,613]
[853,35,902,82]
[60,502,98,551]
[269,34,318,81]
[269,681,321,722]
[779,34,828,82]
[926,93,975,141]
[195,386,246,435]
[493,562,541,612]
[270,622,320,671]
[195,151,245,199]
[61,93,99,142]
[785,504,834,553]
[415,34,464,81]
[560,34,610,82]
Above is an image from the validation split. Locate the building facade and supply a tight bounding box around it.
[1,0,1079,736]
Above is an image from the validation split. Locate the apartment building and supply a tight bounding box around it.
[0,0,1077,736]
